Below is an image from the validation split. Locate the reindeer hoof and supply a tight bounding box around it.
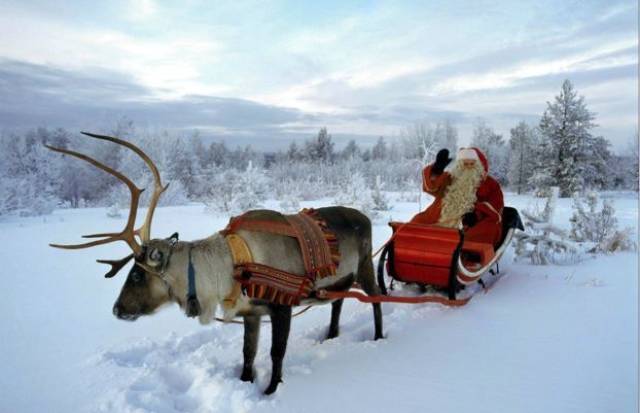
[240,369,254,383]
[326,328,339,340]
[264,379,282,395]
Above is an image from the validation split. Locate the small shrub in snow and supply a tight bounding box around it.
[371,176,392,211]
[568,191,636,254]
[333,170,379,220]
[569,192,617,243]
[106,203,122,218]
[279,194,300,213]
[591,228,637,254]
[398,191,420,202]
[514,187,580,265]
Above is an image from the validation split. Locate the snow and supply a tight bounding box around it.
[0,193,637,413]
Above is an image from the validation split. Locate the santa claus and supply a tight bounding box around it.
[411,147,504,247]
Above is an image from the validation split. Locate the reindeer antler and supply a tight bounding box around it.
[79,132,169,243]
[46,132,167,277]
[97,254,135,278]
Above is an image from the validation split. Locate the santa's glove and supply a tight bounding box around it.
[432,149,452,175]
[462,212,478,227]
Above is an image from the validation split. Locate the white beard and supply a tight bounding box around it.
[437,161,484,228]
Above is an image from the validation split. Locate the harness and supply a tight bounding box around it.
[221,208,340,307]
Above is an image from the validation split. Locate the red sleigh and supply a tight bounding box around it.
[376,207,524,300]
[317,207,524,307]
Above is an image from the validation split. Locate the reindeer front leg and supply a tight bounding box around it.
[241,315,261,382]
[327,299,344,339]
[264,304,292,395]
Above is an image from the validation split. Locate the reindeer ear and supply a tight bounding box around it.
[168,232,179,245]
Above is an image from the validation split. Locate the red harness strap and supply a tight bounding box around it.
[234,263,314,306]
[316,289,472,307]
[223,209,341,305]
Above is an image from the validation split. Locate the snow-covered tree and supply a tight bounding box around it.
[537,80,597,197]
[340,139,361,160]
[471,119,509,184]
[204,161,268,214]
[527,136,556,196]
[305,127,335,163]
[157,178,190,207]
[580,136,613,190]
[334,169,377,220]
[286,141,303,162]
[508,122,538,194]
[371,136,387,160]
[616,132,640,191]
[205,141,231,168]
[434,119,458,153]
[166,137,200,198]
[401,120,457,161]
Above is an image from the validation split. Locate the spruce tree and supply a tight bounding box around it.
[538,80,597,197]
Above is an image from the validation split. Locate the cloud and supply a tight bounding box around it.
[0,59,310,136]
[0,0,636,149]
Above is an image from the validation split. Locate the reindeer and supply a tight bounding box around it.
[47,133,383,395]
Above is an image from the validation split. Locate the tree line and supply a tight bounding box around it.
[0,80,637,217]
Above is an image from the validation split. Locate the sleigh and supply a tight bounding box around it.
[375,207,524,301]
[315,207,524,306]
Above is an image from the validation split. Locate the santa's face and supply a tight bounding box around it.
[451,158,484,179]
[461,159,477,169]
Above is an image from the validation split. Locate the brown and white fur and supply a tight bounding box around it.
[112,206,384,394]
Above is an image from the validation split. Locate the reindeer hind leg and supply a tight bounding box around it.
[264,304,292,395]
[357,256,384,340]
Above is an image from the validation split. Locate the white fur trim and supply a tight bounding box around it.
[458,148,479,161]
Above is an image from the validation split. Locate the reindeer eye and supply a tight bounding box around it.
[149,248,163,263]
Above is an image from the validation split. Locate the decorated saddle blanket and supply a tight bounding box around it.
[221,208,340,306]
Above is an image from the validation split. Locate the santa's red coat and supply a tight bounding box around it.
[411,164,504,246]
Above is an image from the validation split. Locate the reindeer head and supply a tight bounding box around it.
[112,233,184,320]
[47,132,176,321]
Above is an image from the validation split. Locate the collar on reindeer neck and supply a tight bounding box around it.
[185,245,201,318]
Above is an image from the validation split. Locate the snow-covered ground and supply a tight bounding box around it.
[1,192,637,413]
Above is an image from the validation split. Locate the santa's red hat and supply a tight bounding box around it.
[457,147,488,173]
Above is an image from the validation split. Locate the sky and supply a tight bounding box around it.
[0,0,637,150]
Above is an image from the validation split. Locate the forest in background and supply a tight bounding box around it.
[0,80,637,218]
